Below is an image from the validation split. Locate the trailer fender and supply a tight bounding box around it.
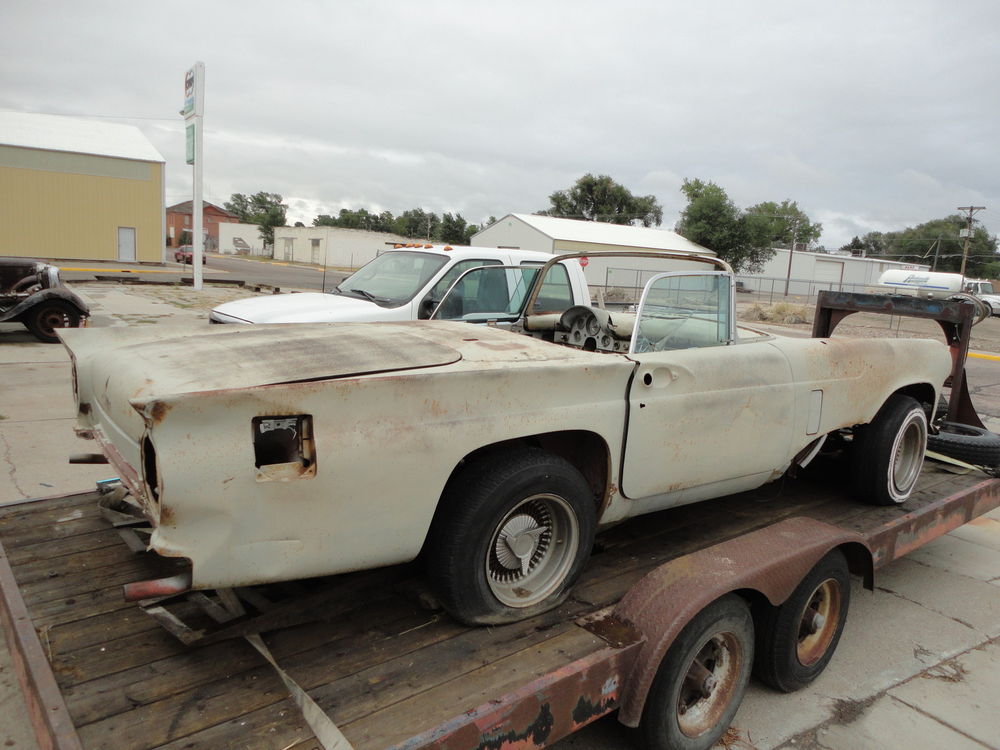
[612,516,871,727]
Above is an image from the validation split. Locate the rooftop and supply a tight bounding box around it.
[499,213,712,255]
[0,110,164,162]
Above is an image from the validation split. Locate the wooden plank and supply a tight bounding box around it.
[341,628,604,749]
[65,597,435,726]
[0,537,84,750]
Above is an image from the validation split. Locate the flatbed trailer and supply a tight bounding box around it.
[2,460,998,750]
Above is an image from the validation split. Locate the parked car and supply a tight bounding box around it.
[0,258,89,343]
[209,244,590,324]
[61,251,952,625]
[174,245,206,264]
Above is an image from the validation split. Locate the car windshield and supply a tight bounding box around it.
[632,273,731,352]
[334,251,449,307]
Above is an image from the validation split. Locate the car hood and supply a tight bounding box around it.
[211,292,392,323]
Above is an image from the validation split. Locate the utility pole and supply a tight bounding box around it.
[783,219,800,297]
[957,205,985,279]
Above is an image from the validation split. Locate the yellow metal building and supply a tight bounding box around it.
[0,111,165,262]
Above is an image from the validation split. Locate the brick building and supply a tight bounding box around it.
[165,200,239,249]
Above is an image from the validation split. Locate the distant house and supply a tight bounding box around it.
[0,111,165,262]
[272,226,412,268]
[472,213,714,290]
[165,201,239,250]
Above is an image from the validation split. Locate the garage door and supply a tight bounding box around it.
[814,259,844,291]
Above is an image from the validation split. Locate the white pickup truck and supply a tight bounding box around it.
[209,244,592,324]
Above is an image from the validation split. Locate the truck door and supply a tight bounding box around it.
[621,272,795,501]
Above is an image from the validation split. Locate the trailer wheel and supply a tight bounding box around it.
[639,594,753,750]
[852,394,927,505]
[24,300,81,343]
[425,448,596,625]
[927,422,1000,467]
[754,549,850,692]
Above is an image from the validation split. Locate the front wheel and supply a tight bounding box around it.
[852,394,927,505]
[24,300,81,343]
[639,594,754,750]
[425,448,596,625]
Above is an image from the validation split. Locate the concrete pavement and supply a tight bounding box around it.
[1,282,999,750]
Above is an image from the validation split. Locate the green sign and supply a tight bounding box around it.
[186,123,195,165]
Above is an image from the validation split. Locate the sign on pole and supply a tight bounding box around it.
[182,62,205,289]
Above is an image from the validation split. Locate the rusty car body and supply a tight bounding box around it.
[60,251,953,624]
[0,258,89,343]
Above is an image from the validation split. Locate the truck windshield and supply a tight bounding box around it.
[335,252,449,306]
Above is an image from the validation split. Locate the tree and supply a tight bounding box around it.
[839,232,888,257]
[436,213,472,244]
[539,174,663,227]
[868,216,999,276]
[225,192,287,247]
[393,209,440,239]
[744,200,822,249]
[675,179,774,273]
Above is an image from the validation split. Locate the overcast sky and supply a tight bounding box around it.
[2,0,997,251]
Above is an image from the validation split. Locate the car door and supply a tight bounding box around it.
[620,272,795,501]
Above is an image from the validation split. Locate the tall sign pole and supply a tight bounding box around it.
[182,63,206,290]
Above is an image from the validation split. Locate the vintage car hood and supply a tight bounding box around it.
[211,292,389,323]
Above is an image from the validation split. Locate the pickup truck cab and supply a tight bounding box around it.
[209,244,591,324]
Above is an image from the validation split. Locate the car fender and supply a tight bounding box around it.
[0,287,90,323]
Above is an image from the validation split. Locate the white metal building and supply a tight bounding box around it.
[272,226,413,269]
[218,222,267,256]
[472,213,715,292]
[740,248,930,297]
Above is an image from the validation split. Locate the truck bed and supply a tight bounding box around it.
[2,460,998,750]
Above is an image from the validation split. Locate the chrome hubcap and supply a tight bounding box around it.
[486,494,579,608]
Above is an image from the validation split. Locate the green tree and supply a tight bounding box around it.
[744,200,822,249]
[436,213,472,244]
[870,216,999,275]
[675,179,774,273]
[225,192,287,247]
[393,209,440,239]
[839,232,888,257]
[539,174,663,227]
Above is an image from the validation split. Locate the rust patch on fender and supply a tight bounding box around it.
[149,400,171,424]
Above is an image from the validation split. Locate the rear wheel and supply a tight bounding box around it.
[852,394,927,505]
[754,550,851,692]
[425,448,596,625]
[639,594,754,750]
[24,300,81,343]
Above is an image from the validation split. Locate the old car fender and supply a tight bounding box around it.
[611,516,872,727]
[0,287,90,322]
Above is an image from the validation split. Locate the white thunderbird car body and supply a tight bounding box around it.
[62,251,952,624]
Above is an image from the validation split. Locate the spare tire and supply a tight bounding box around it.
[927,422,1000,467]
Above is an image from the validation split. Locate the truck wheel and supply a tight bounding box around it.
[852,394,927,505]
[927,422,1000,467]
[639,594,753,750]
[425,448,596,625]
[754,549,850,692]
[25,300,81,343]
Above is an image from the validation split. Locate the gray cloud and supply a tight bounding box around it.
[2,0,998,249]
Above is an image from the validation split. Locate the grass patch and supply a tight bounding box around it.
[741,301,811,324]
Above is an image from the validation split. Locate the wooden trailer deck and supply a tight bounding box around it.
[2,461,999,750]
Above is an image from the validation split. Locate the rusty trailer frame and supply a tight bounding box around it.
[1,464,999,750]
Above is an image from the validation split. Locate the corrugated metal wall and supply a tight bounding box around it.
[0,146,164,262]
